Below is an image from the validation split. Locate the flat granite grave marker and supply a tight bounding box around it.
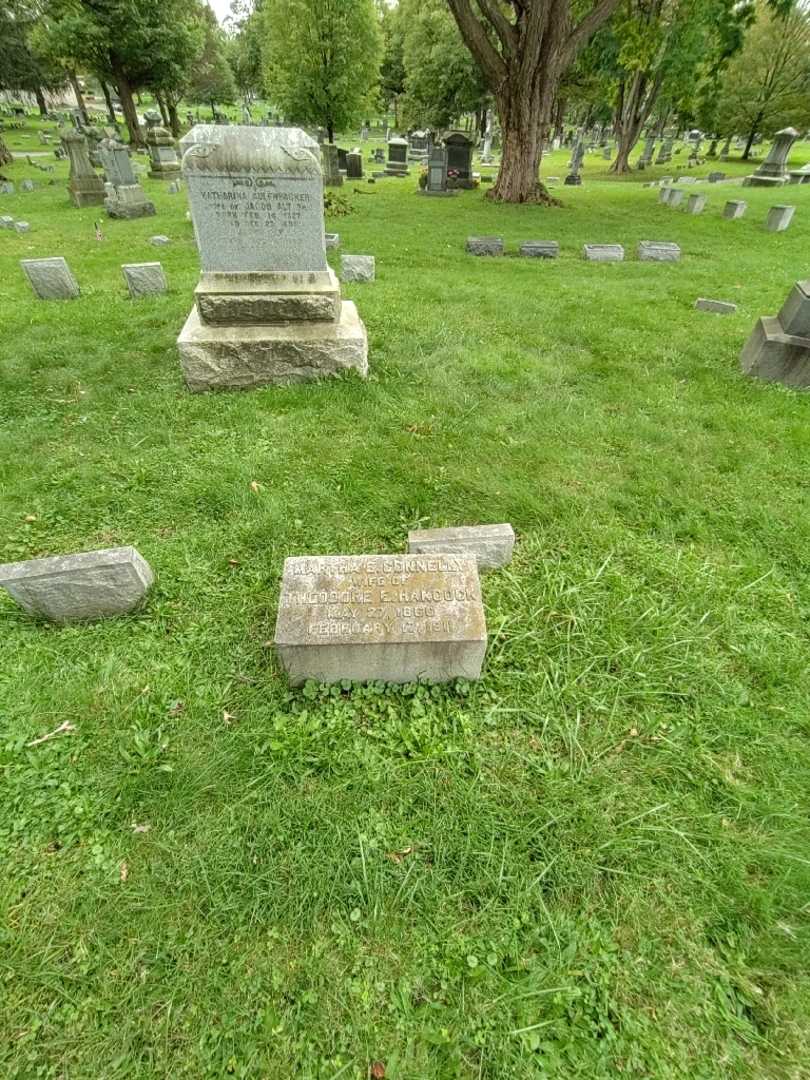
[407,524,515,571]
[176,124,367,390]
[724,200,747,219]
[667,188,685,207]
[695,298,737,314]
[274,554,488,686]
[519,241,559,258]
[122,262,168,298]
[340,255,375,282]
[21,256,80,300]
[765,205,795,232]
[687,193,707,215]
[583,244,624,262]
[0,546,154,623]
[466,236,504,256]
[638,241,681,262]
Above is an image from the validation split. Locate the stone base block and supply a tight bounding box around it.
[520,241,559,258]
[408,524,515,570]
[384,167,410,177]
[277,639,486,686]
[148,166,181,181]
[177,301,368,391]
[106,199,156,219]
[740,316,810,388]
[417,189,457,197]
[638,241,681,262]
[742,174,788,187]
[778,280,810,336]
[195,270,341,325]
[68,184,105,208]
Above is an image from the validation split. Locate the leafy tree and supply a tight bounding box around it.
[187,3,237,116]
[445,0,624,204]
[714,1,810,157]
[0,0,66,117]
[35,0,202,146]
[228,0,265,101]
[379,0,406,125]
[399,0,489,131]
[261,0,382,143]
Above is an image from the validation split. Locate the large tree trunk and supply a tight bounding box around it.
[0,134,12,168]
[34,86,48,117]
[69,72,89,124]
[112,65,144,147]
[100,80,117,124]
[155,91,170,128]
[492,79,551,203]
[167,100,181,139]
[743,111,763,160]
[610,70,655,174]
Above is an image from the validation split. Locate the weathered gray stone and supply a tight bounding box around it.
[1,215,14,229]
[765,204,795,232]
[708,172,726,183]
[340,255,375,282]
[723,200,747,219]
[20,179,34,192]
[14,220,30,233]
[384,136,410,176]
[658,187,674,204]
[466,236,503,256]
[145,114,181,180]
[150,234,171,246]
[687,193,707,214]
[743,127,797,187]
[177,300,368,390]
[325,232,340,249]
[180,125,326,273]
[274,553,488,685]
[777,280,810,336]
[21,256,79,300]
[1,181,14,195]
[695,298,737,314]
[320,143,343,187]
[638,241,680,262]
[519,240,559,258]
[407,524,515,571]
[122,262,167,298]
[667,188,685,207]
[195,269,341,324]
[60,127,105,207]
[583,244,624,262]
[0,546,154,623]
[740,316,810,387]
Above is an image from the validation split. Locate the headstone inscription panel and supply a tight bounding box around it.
[274,554,488,685]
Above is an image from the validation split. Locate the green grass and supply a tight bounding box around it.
[1,120,810,1079]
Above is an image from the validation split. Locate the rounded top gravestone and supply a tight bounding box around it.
[180,124,328,274]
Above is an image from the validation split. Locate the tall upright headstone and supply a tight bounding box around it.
[443,132,474,186]
[565,139,585,185]
[656,136,674,165]
[637,136,656,170]
[60,128,105,208]
[385,136,410,177]
[420,145,454,196]
[99,138,155,219]
[145,111,181,180]
[740,279,810,387]
[321,143,343,187]
[743,127,798,187]
[176,125,368,391]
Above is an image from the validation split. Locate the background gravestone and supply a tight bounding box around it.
[21,257,80,300]
[60,127,105,208]
[122,262,168,298]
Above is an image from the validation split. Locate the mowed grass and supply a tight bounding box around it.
[1,120,810,1078]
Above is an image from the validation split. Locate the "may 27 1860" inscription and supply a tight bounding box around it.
[274,554,487,686]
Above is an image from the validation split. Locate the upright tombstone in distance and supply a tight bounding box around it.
[176,124,368,391]
[321,143,343,187]
[274,553,488,685]
[60,127,105,207]
[565,139,585,185]
[145,111,181,180]
[385,136,410,176]
[743,127,798,187]
[443,131,474,187]
[420,145,454,196]
[99,138,155,219]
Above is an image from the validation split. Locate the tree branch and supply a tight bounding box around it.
[564,0,623,64]
[475,0,518,57]
[446,0,507,91]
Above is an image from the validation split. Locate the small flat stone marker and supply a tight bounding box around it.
[668,189,685,207]
[687,193,707,214]
[466,236,504,256]
[325,232,340,249]
[122,261,167,298]
[765,205,795,232]
[1,182,14,195]
[14,221,30,233]
[519,241,559,258]
[274,554,488,686]
[21,179,34,192]
[21,256,80,300]
[724,200,747,219]
[407,524,515,571]
[150,234,171,246]
[638,241,681,262]
[0,546,154,623]
[695,298,737,314]
[583,244,624,262]
[340,255,375,282]
[1,215,14,229]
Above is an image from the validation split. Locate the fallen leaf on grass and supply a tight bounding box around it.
[386,846,415,864]
[131,823,151,834]
[223,710,236,725]
[370,1062,386,1079]
[250,480,262,493]
[167,700,185,717]
[119,861,129,883]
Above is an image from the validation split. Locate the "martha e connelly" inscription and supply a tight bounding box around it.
[274,554,488,686]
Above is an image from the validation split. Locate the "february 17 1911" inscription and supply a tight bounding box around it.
[274,554,487,686]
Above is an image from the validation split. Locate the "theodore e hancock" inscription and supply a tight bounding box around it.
[274,554,487,685]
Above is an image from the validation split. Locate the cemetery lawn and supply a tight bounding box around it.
[2,141,810,1079]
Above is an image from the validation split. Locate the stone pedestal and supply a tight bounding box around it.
[765,204,795,232]
[743,126,798,187]
[724,200,747,219]
[177,125,368,392]
[145,112,181,180]
[60,127,105,208]
[740,280,810,387]
[384,136,410,176]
